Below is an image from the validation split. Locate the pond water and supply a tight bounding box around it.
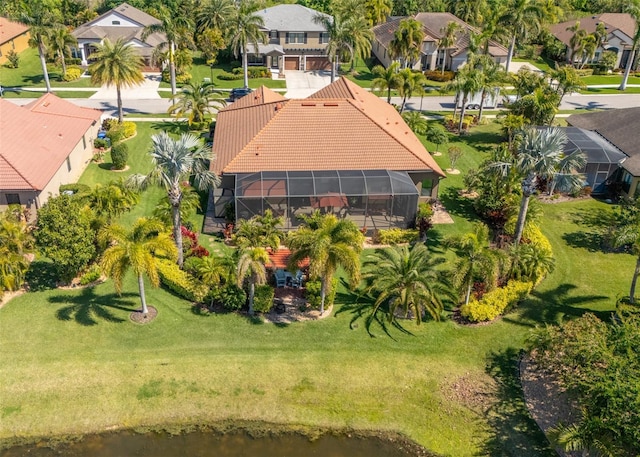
[0,429,425,457]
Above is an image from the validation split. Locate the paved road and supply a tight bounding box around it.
[7,92,640,116]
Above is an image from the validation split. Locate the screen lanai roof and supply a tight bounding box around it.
[564,127,626,164]
[212,78,444,177]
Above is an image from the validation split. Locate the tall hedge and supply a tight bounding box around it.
[110,143,129,170]
[156,258,208,302]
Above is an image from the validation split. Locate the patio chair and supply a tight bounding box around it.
[274,269,286,288]
[292,270,304,288]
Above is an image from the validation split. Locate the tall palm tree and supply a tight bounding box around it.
[611,199,640,304]
[89,38,145,123]
[498,0,545,72]
[447,63,481,133]
[129,132,219,268]
[447,0,486,25]
[438,21,460,74]
[619,2,640,91]
[365,0,392,25]
[579,34,598,69]
[389,18,425,68]
[168,81,226,125]
[16,1,61,93]
[143,8,194,101]
[491,127,584,244]
[469,54,506,122]
[446,223,503,305]
[566,21,585,65]
[236,246,269,315]
[228,0,266,89]
[396,68,426,112]
[287,213,363,314]
[49,26,77,77]
[548,65,585,105]
[371,61,400,103]
[314,12,352,83]
[232,209,284,251]
[362,244,448,324]
[344,15,374,72]
[196,0,234,34]
[99,218,177,315]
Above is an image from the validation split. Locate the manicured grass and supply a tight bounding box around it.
[581,86,640,94]
[513,57,552,73]
[0,48,98,88]
[581,74,640,86]
[1,120,632,456]
[0,89,97,98]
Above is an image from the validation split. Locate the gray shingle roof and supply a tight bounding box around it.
[257,4,330,32]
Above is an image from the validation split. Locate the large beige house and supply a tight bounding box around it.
[250,4,332,73]
[0,94,102,213]
[372,12,508,71]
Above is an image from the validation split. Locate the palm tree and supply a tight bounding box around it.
[548,65,585,105]
[491,127,584,244]
[153,184,201,227]
[361,244,448,324]
[448,0,486,25]
[402,111,427,135]
[99,218,177,315]
[397,68,426,112]
[287,213,363,315]
[389,18,425,69]
[195,253,236,306]
[344,15,374,72]
[196,0,234,34]
[498,0,545,72]
[612,200,640,304]
[426,123,448,153]
[228,0,266,89]
[511,86,560,126]
[87,180,140,222]
[566,21,585,65]
[579,34,598,69]
[469,54,506,122]
[314,12,352,83]
[89,38,145,123]
[233,209,284,251]
[128,132,219,268]
[16,1,61,93]
[508,242,555,285]
[142,8,194,101]
[371,62,400,103]
[438,21,460,74]
[447,63,481,133]
[0,212,33,292]
[365,0,392,25]
[0,247,30,292]
[619,1,640,91]
[236,246,269,315]
[446,223,503,305]
[168,81,226,125]
[49,26,77,77]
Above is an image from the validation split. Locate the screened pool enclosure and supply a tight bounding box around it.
[226,170,420,230]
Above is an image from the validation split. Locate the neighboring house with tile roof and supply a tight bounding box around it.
[71,2,165,68]
[372,13,508,72]
[0,94,102,212]
[567,107,640,197]
[250,4,332,73]
[206,77,445,232]
[550,13,637,69]
[0,17,30,65]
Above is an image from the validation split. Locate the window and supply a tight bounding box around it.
[269,30,279,43]
[82,135,87,149]
[319,32,330,44]
[286,32,306,44]
[5,194,20,205]
[66,157,72,172]
[421,179,433,196]
[112,20,120,25]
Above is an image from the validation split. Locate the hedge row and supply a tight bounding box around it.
[460,280,533,322]
[374,228,419,245]
[157,258,208,302]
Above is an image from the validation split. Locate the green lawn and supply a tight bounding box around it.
[581,74,640,86]
[0,48,98,88]
[581,86,640,94]
[0,120,633,456]
[0,89,97,98]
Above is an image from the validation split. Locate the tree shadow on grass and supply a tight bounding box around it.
[562,207,618,252]
[460,129,504,153]
[25,259,58,292]
[48,287,139,326]
[151,121,188,135]
[438,186,478,221]
[504,283,611,328]
[477,348,556,456]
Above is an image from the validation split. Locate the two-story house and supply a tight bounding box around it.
[71,2,165,69]
[250,4,332,73]
[372,12,508,72]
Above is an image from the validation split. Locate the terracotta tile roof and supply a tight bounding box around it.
[266,248,309,269]
[0,17,29,45]
[551,13,636,47]
[224,86,287,111]
[212,78,444,177]
[0,94,101,191]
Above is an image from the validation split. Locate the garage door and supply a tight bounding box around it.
[284,57,299,70]
[306,57,331,71]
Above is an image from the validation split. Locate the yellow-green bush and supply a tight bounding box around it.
[62,66,82,81]
[157,258,208,302]
[375,228,419,245]
[461,280,533,322]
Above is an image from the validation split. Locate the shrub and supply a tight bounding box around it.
[59,183,91,195]
[102,118,118,131]
[162,70,192,84]
[253,284,274,313]
[106,121,136,143]
[62,66,82,81]
[67,57,81,65]
[575,68,594,77]
[217,71,243,81]
[231,66,271,78]
[424,70,455,82]
[121,121,136,138]
[374,228,419,245]
[94,138,109,149]
[214,283,246,310]
[460,280,533,322]
[79,264,102,285]
[305,278,338,309]
[6,50,19,68]
[110,143,129,170]
[157,258,208,302]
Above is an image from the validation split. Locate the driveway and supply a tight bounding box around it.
[507,61,544,74]
[284,70,331,98]
[90,72,162,100]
